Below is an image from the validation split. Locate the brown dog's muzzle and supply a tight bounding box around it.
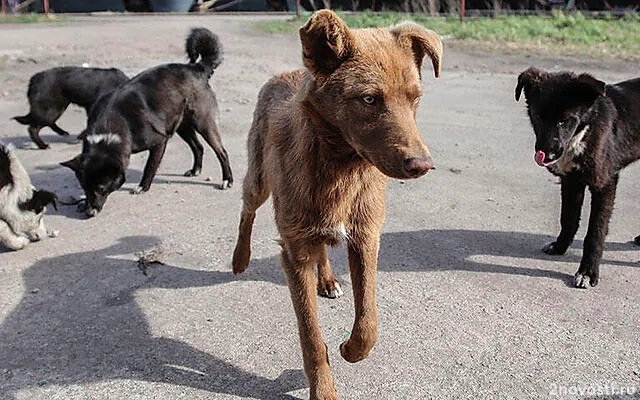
[404,155,433,177]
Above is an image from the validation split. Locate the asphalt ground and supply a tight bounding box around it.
[0,14,638,400]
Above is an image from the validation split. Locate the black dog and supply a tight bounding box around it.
[516,67,640,288]
[61,28,233,218]
[13,67,129,149]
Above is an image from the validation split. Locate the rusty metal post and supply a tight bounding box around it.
[295,0,300,18]
[43,0,49,15]
[1,0,7,15]
[460,0,465,20]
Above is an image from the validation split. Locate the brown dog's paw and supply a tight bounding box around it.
[318,278,343,299]
[339,339,374,364]
[232,248,250,275]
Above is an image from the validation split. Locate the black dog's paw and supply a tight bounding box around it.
[184,169,201,177]
[542,241,567,255]
[220,179,233,190]
[574,273,599,288]
[634,235,640,246]
[130,186,148,195]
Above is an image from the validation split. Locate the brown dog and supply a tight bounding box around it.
[232,10,442,399]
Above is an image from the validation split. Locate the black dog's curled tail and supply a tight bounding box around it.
[186,27,223,76]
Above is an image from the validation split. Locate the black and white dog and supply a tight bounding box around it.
[516,67,640,288]
[61,27,233,218]
[13,66,129,149]
[0,144,58,250]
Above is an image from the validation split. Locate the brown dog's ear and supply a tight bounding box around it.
[515,67,544,102]
[391,22,443,79]
[299,10,356,77]
[577,73,606,96]
[60,154,83,173]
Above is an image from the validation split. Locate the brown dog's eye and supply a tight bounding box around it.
[362,96,376,105]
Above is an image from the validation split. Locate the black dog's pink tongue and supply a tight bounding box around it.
[534,150,546,167]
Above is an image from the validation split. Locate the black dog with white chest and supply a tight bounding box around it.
[14,67,129,149]
[516,67,640,288]
[61,28,233,218]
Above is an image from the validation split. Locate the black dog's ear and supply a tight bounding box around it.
[577,73,606,96]
[515,67,544,102]
[20,190,58,213]
[391,22,443,79]
[115,172,126,190]
[60,154,84,172]
[35,190,59,211]
[299,10,356,77]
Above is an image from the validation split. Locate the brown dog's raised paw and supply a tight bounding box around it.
[339,338,374,364]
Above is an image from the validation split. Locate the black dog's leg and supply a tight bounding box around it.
[543,175,586,255]
[49,122,71,136]
[575,176,618,288]
[28,125,49,149]
[176,123,204,177]
[133,141,168,194]
[194,116,233,190]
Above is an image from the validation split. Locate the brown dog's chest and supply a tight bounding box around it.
[273,164,386,245]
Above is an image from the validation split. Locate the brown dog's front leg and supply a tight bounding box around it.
[281,243,338,400]
[340,231,380,363]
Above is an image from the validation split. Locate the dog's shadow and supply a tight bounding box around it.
[2,133,83,150]
[0,236,305,399]
[157,172,229,189]
[2,230,637,397]
[325,229,639,288]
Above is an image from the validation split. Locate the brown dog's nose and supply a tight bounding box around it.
[404,156,434,177]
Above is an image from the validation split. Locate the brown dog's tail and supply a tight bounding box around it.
[186,27,223,77]
[13,113,33,126]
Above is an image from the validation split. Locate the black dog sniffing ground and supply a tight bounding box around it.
[61,27,232,218]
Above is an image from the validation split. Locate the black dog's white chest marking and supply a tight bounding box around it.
[547,125,589,176]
